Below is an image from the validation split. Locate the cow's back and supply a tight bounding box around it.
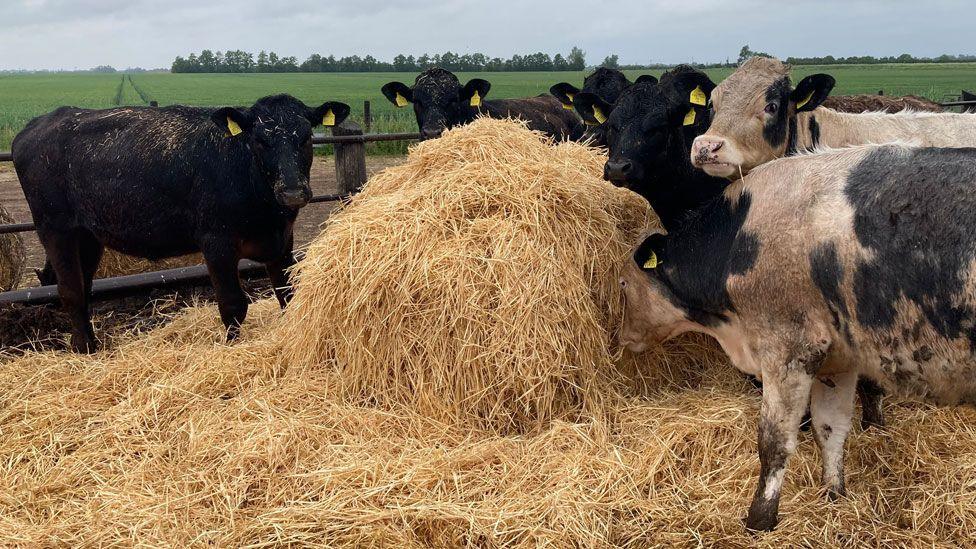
[12,105,244,258]
[735,145,976,402]
[482,95,583,140]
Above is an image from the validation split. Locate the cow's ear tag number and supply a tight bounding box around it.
[642,251,659,269]
[322,109,336,127]
[592,105,607,124]
[226,117,243,137]
[683,109,696,126]
[796,90,815,110]
[470,90,482,107]
[395,92,409,107]
[689,85,707,106]
[562,93,575,110]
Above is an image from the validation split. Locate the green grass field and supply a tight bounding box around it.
[1,64,974,153]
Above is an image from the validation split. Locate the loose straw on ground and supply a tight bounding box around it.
[1,119,974,547]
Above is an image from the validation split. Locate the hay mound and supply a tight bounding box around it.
[280,118,652,429]
[0,203,26,291]
[96,249,203,279]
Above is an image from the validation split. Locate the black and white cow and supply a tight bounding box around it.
[12,94,349,352]
[619,142,976,531]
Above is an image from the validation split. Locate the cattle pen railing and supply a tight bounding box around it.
[0,122,420,306]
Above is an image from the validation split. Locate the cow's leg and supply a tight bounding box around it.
[264,236,296,309]
[41,230,97,353]
[78,230,104,299]
[856,377,885,429]
[745,344,819,532]
[811,370,857,499]
[201,240,247,341]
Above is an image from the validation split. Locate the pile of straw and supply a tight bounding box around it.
[95,250,204,279]
[0,203,25,291]
[1,119,975,546]
[280,118,654,430]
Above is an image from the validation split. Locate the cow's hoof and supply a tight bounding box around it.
[744,513,778,532]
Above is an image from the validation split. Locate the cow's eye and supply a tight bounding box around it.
[764,102,778,114]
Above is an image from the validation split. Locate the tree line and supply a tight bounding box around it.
[171,45,976,74]
[172,48,589,73]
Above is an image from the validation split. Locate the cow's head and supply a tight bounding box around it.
[381,68,490,140]
[550,68,657,110]
[618,234,690,352]
[691,57,834,178]
[211,94,349,209]
[573,66,714,194]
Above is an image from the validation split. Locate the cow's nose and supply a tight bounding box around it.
[278,189,309,209]
[604,160,633,183]
[420,128,443,140]
[691,137,725,165]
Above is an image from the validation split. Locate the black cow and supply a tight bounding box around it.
[572,66,725,232]
[550,68,657,146]
[12,94,349,352]
[381,67,583,141]
[963,90,976,113]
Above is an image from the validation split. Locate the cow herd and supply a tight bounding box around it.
[8,57,976,533]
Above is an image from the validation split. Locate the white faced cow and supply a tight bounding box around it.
[691,56,976,178]
[620,142,976,531]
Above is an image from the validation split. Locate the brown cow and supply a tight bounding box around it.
[690,57,976,178]
[620,142,976,531]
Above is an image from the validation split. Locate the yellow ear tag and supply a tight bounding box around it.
[227,116,242,137]
[322,109,336,127]
[795,90,815,110]
[683,108,696,126]
[562,92,576,110]
[642,251,659,269]
[470,90,482,107]
[690,85,707,106]
[592,105,607,124]
[395,92,408,107]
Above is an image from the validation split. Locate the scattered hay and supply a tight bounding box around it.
[280,118,654,430]
[1,119,975,546]
[0,203,26,291]
[95,249,204,279]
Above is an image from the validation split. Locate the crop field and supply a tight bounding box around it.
[1,63,974,153]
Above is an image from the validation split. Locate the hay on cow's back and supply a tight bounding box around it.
[0,203,25,291]
[279,118,653,430]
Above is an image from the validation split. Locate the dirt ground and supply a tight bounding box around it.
[0,156,404,351]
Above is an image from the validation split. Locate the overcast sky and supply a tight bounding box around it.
[1,0,971,70]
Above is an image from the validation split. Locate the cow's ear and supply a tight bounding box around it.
[573,92,613,126]
[668,71,716,108]
[461,79,491,107]
[381,82,413,107]
[635,233,667,271]
[309,101,351,127]
[211,107,254,137]
[550,82,581,109]
[791,74,835,112]
[635,75,658,85]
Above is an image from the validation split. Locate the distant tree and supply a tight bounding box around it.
[567,46,586,70]
[601,54,620,69]
[256,51,269,72]
[553,53,568,71]
[199,50,217,72]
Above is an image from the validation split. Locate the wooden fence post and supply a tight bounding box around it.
[363,100,372,133]
[333,120,367,194]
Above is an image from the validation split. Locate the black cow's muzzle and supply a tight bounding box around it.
[275,186,311,209]
[604,160,641,187]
